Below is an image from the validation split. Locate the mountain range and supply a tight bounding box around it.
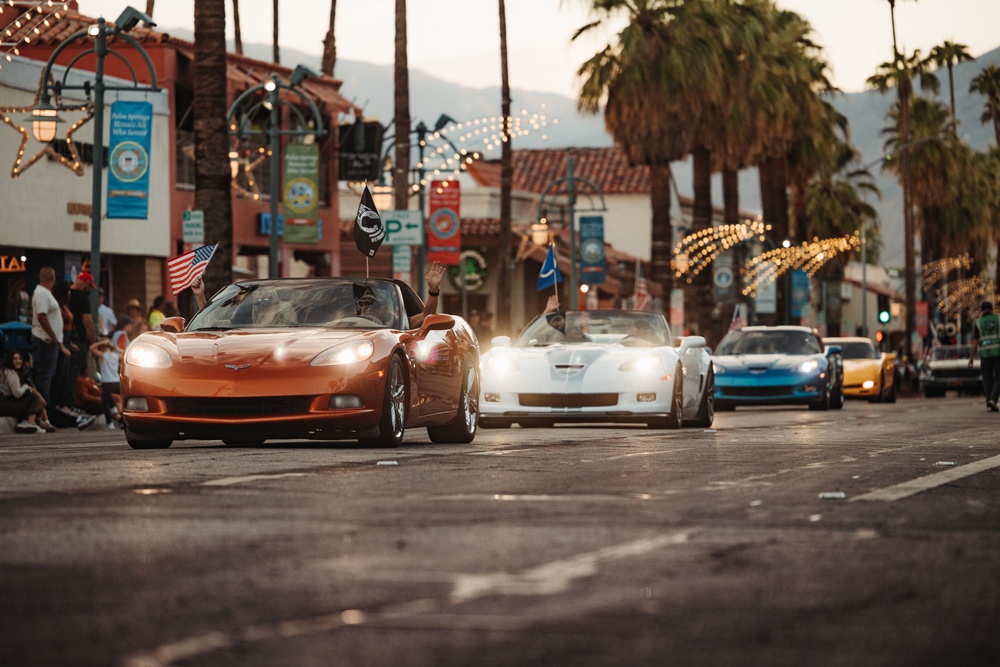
[167,28,1000,268]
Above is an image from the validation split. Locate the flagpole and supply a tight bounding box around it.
[365,257,369,279]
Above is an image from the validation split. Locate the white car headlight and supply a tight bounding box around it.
[483,353,520,374]
[620,353,661,372]
[798,359,820,373]
[125,342,172,369]
[311,340,375,366]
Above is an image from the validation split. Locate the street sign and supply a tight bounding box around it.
[393,245,412,273]
[713,266,734,289]
[383,210,424,246]
[182,210,204,243]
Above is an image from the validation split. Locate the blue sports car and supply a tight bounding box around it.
[713,325,844,411]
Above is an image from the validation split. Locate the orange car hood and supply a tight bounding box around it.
[160,328,369,365]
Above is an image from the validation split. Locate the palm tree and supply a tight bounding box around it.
[880,96,953,265]
[969,64,1000,287]
[867,42,938,354]
[320,0,337,76]
[145,1,155,17]
[193,0,234,291]
[272,0,279,64]
[575,0,698,321]
[496,0,513,334]
[926,41,973,136]
[392,0,410,213]
[970,64,1000,145]
[232,0,243,55]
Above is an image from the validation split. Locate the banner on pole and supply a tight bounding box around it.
[282,143,320,244]
[106,101,152,219]
[578,215,607,285]
[427,180,461,265]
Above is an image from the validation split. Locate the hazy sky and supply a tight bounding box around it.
[76,0,1000,98]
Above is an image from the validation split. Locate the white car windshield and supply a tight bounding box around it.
[513,311,669,347]
[927,346,972,362]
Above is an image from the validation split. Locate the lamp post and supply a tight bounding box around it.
[227,66,326,278]
[27,6,159,323]
[380,114,459,295]
[535,156,606,309]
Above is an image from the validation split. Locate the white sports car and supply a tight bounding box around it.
[479,309,714,429]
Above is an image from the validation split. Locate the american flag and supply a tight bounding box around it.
[729,303,744,331]
[634,260,650,311]
[167,244,218,295]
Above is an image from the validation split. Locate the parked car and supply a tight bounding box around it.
[918,344,982,397]
[824,336,896,402]
[713,325,844,411]
[479,309,714,429]
[120,277,479,449]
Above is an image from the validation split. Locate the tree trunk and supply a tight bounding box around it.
[649,164,673,326]
[272,0,280,64]
[320,0,337,76]
[392,0,410,212]
[145,1,155,18]
[723,167,743,326]
[690,146,714,339]
[232,0,243,55]
[495,0,513,334]
[193,0,233,295]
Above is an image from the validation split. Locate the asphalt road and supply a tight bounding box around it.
[1,394,998,667]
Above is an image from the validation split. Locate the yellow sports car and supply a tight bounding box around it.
[824,336,896,403]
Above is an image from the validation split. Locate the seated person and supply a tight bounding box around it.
[253,291,298,325]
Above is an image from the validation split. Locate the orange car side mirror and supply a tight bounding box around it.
[420,313,454,332]
[159,316,186,333]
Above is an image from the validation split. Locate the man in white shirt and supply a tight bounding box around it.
[97,288,116,337]
[30,266,68,405]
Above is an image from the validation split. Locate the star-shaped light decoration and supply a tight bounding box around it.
[0,80,92,178]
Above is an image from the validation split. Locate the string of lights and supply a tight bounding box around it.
[935,275,999,318]
[671,216,772,281]
[920,255,972,292]
[741,233,861,296]
[0,2,70,71]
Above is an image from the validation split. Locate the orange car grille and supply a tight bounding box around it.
[171,396,313,417]
[518,393,618,408]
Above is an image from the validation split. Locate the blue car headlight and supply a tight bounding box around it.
[798,359,819,373]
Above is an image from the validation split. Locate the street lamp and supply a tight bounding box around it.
[227,65,326,278]
[26,6,159,323]
[380,114,462,295]
[534,155,606,309]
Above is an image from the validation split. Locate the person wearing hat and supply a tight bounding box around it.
[58,271,96,414]
[126,298,150,336]
[969,300,1000,412]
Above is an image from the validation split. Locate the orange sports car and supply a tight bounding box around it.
[120,277,480,449]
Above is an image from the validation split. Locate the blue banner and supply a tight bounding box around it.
[578,215,607,285]
[791,269,810,318]
[106,101,152,219]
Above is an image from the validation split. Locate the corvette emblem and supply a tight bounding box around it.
[225,363,251,371]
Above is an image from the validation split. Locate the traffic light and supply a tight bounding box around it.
[877,294,891,324]
[875,330,884,344]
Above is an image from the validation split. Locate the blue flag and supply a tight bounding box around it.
[537,244,563,291]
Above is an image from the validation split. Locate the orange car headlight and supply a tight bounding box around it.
[312,340,375,366]
[125,342,172,369]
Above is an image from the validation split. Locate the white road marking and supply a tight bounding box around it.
[450,530,693,604]
[123,530,695,666]
[200,472,308,487]
[850,454,1000,502]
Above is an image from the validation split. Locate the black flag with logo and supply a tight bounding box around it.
[353,184,385,257]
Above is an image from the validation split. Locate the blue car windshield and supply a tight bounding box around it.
[716,330,822,356]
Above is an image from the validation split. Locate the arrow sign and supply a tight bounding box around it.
[383,210,424,246]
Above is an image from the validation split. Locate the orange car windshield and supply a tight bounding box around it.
[187,280,403,330]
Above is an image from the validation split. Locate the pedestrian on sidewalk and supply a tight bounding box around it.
[0,350,54,433]
[969,300,1000,412]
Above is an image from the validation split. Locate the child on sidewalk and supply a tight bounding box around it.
[88,338,123,429]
